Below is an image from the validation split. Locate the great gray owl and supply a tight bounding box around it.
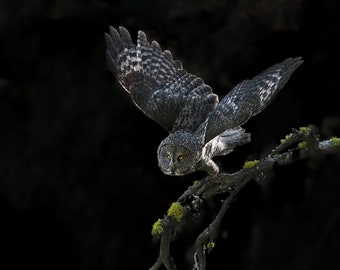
[105,26,303,176]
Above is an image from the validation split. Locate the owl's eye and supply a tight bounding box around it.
[166,153,171,160]
[177,155,184,162]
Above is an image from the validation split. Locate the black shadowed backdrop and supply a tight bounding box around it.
[1,1,340,269]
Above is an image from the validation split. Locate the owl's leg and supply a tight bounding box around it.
[199,159,220,175]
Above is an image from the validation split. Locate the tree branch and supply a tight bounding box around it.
[149,128,340,270]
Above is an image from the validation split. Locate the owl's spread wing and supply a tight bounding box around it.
[204,57,303,143]
[105,26,218,132]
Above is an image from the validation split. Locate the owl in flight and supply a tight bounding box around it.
[105,26,303,176]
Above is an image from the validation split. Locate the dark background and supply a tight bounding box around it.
[1,0,340,269]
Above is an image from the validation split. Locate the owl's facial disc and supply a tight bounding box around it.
[158,145,195,176]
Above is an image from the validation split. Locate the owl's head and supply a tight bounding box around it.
[157,132,202,176]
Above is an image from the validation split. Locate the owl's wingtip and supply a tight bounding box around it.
[280,56,304,73]
[294,56,304,64]
[118,25,128,32]
[137,29,147,39]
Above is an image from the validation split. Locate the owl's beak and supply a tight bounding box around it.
[171,167,177,175]
[159,160,175,175]
[161,164,177,176]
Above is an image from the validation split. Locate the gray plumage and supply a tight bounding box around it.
[105,26,303,176]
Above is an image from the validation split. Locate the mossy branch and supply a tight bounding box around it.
[149,128,340,270]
